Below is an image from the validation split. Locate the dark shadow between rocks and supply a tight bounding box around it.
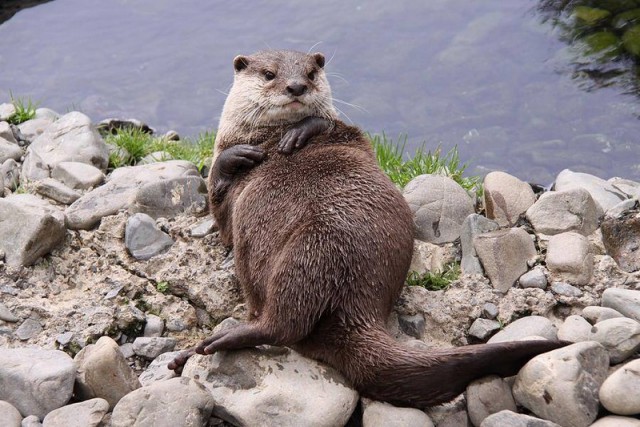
[0,0,53,26]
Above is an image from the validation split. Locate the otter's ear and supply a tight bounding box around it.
[312,52,325,69]
[233,55,249,72]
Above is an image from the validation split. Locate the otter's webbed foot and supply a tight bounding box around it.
[278,116,332,154]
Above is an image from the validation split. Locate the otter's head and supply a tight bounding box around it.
[219,50,337,131]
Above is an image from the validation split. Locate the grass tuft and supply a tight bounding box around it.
[7,93,38,125]
[406,263,461,291]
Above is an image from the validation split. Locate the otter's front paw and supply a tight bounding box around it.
[215,144,266,179]
[278,116,331,154]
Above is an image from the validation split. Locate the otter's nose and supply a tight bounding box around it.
[287,83,308,97]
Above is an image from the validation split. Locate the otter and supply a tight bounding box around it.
[169,50,565,407]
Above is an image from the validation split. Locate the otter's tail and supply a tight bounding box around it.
[339,327,566,408]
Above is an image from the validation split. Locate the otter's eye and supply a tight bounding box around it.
[263,71,276,81]
[308,71,316,81]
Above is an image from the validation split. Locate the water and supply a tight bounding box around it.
[1,0,639,184]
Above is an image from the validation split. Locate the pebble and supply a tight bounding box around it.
[602,288,640,322]
[488,316,557,343]
[362,399,434,427]
[42,398,109,427]
[56,332,74,346]
[481,303,499,319]
[34,178,81,204]
[143,314,164,337]
[0,400,22,427]
[483,171,536,227]
[599,358,640,415]
[557,315,592,343]
[480,410,561,427]
[550,281,583,297]
[51,161,105,190]
[525,188,602,236]
[21,415,42,427]
[132,336,177,359]
[460,213,500,275]
[466,375,517,426]
[468,318,501,341]
[0,302,19,322]
[15,318,42,341]
[546,232,593,285]
[581,305,624,324]
[398,313,426,339]
[589,317,640,364]
[519,267,547,289]
[589,415,640,427]
[138,351,179,386]
[189,217,217,237]
[124,213,174,260]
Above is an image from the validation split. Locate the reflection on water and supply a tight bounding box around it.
[0,0,639,183]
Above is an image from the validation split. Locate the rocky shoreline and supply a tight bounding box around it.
[0,103,639,426]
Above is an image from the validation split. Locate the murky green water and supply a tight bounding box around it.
[1,0,639,183]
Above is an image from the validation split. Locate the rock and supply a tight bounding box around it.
[42,398,109,427]
[34,108,59,121]
[403,174,475,244]
[0,121,18,144]
[427,396,470,427]
[182,345,358,427]
[398,313,426,339]
[601,214,640,272]
[483,171,536,227]
[110,377,214,427]
[480,410,561,427]
[17,118,55,143]
[56,332,74,346]
[488,316,557,343]
[137,351,179,386]
[589,415,640,427]
[51,161,105,190]
[589,317,640,364]
[460,214,500,275]
[605,199,637,219]
[138,151,173,164]
[466,375,517,426]
[525,188,602,236]
[190,217,217,237]
[143,314,164,337]
[546,232,593,285]
[0,194,67,266]
[74,336,141,409]
[21,112,109,182]
[21,415,42,427]
[0,103,16,120]
[35,178,81,204]
[0,348,76,419]
[164,130,180,141]
[97,117,154,135]
[519,267,547,289]
[119,343,135,359]
[125,213,174,260]
[65,160,199,230]
[513,341,609,427]
[132,337,177,359]
[623,24,640,57]
[130,176,208,219]
[0,303,19,322]
[0,136,22,163]
[601,288,640,322]
[573,6,611,27]
[582,306,624,324]
[15,318,42,341]
[599,358,640,415]
[557,315,592,343]
[550,282,583,297]
[473,228,537,292]
[610,177,640,198]
[554,169,627,213]
[1,158,20,191]
[0,400,22,427]
[482,303,499,320]
[468,318,501,341]
[409,240,457,275]
[362,399,434,427]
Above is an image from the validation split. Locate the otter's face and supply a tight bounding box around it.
[226,50,336,126]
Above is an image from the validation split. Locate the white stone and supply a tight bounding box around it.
[546,232,593,285]
[488,316,557,343]
[362,399,434,427]
[599,359,640,415]
[557,315,592,343]
[555,169,627,213]
[483,171,536,227]
[582,306,624,324]
[51,161,105,190]
[589,317,640,364]
[602,288,640,323]
[42,398,109,427]
[589,415,640,427]
[466,375,517,427]
[525,188,602,235]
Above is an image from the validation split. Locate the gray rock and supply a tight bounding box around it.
[403,174,475,244]
[130,176,207,219]
[557,315,592,343]
[97,117,154,135]
[398,313,425,339]
[546,232,593,285]
[0,136,22,163]
[460,214,500,275]
[0,302,19,322]
[138,351,179,386]
[65,160,199,230]
[35,178,81,204]
[111,377,213,427]
[34,108,59,121]
[15,318,42,341]
[362,399,434,427]
[182,345,358,427]
[468,318,501,341]
[480,410,561,427]
[119,343,135,359]
[582,306,624,324]
[125,213,174,260]
[18,118,55,143]
[601,215,640,272]
[519,267,548,289]
[602,288,640,322]
[488,316,557,343]
[554,169,627,212]
[1,158,20,191]
[609,177,640,198]
[589,415,640,427]
[599,358,640,415]
[51,161,105,190]
[0,194,67,266]
[143,314,164,337]
[525,188,602,236]
[21,415,42,427]
[22,112,109,182]
[189,217,217,237]
[0,348,76,419]
[605,198,638,219]
[138,150,173,164]
[473,228,537,292]
[0,400,22,427]
[132,337,177,359]
[550,281,583,297]
[0,103,16,121]
[427,396,471,427]
[590,317,640,364]
[56,332,74,346]
[42,398,109,427]
[466,375,517,427]
[482,303,499,320]
[74,336,141,410]
[513,341,609,427]
[483,171,536,227]
[0,121,18,144]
